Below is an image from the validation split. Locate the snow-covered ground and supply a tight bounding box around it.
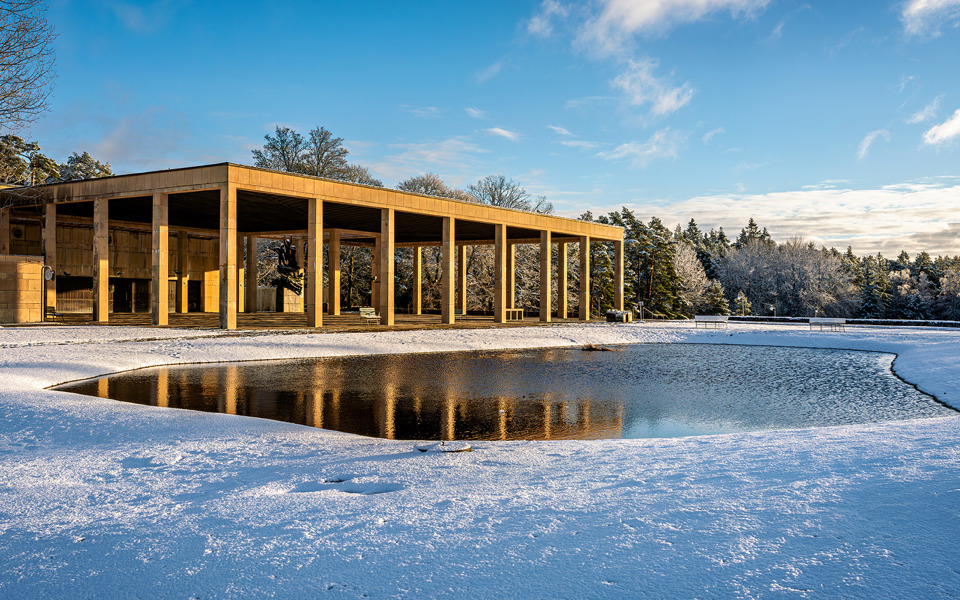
[0,322,958,599]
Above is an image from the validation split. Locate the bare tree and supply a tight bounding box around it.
[301,126,348,178]
[252,126,306,172]
[468,175,553,214]
[0,0,56,132]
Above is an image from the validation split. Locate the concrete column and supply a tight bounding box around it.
[244,235,257,313]
[441,218,455,324]
[151,193,169,326]
[558,242,568,319]
[0,208,9,254]
[457,243,467,314]
[328,230,341,315]
[412,246,422,315]
[494,224,507,323]
[176,232,188,313]
[92,198,109,322]
[218,185,238,329]
[306,198,323,327]
[379,208,395,326]
[579,236,591,321]
[540,231,551,322]
[42,202,56,314]
[236,234,245,314]
[506,243,515,309]
[614,239,624,311]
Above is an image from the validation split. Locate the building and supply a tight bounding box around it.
[0,163,625,328]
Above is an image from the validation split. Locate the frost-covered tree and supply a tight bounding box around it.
[58,151,112,181]
[701,281,731,315]
[674,241,710,316]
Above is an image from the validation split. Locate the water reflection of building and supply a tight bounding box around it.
[84,353,626,441]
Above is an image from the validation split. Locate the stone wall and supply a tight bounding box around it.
[0,255,43,323]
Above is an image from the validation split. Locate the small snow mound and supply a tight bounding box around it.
[415,441,472,453]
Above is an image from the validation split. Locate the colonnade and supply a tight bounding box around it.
[36,185,625,330]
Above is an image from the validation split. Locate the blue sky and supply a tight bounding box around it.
[26,0,960,255]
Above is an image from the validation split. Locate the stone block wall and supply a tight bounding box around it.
[0,255,43,323]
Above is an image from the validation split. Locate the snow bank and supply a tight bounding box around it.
[0,322,958,599]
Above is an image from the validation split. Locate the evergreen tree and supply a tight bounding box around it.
[858,254,890,318]
[58,151,112,181]
[702,281,731,315]
[590,241,615,316]
[735,218,772,248]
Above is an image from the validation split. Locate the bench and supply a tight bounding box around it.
[45,306,65,323]
[809,317,845,331]
[694,315,728,329]
[505,308,523,321]
[454,308,466,322]
[359,307,380,324]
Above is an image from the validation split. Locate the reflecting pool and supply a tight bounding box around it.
[59,344,953,440]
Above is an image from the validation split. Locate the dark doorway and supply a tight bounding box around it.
[188,280,202,312]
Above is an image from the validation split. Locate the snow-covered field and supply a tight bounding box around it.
[0,322,958,599]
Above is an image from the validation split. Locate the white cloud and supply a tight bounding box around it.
[902,0,960,36]
[565,96,615,110]
[580,0,770,56]
[923,108,960,144]
[400,105,441,118]
[702,127,725,143]
[612,59,694,116]
[527,0,569,37]
[907,96,942,123]
[560,139,601,149]
[562,177,960,255]
[597,128,685,167]
[475,58,506,83]
[857,129,890,160]
[465,107,488,119]
[548,125,574,136]
[485,127,521,141]
[103,0,184,34]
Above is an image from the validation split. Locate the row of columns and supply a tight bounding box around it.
[36,190,624,330]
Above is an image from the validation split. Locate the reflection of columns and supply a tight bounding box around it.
[151,193,169,326]
[494,224,507,323]
[97,377,108,399]
[441,218,455,324]
[540,231,551,322]
[218,185,238,329]
[42,202,56,314]
[443,396,456,441]
[614,240,624,311]
[155,369,169,408]
[176,232,188,313]
[383,369,397,440]
[557,242,568,319]
[306,199,323,327]
[506,243,515,309]
[412,246,422,315]
[379,209,395,326]
[328,230,341,315]
[457,244,467,314]
[244,236,257,313]
[544,402,553,440]
[498,397,508,441]
[579,236,591,321]
[310,362,325,429]
[0,208,9,254]
[223,365,239,415]
[92,198,109,322]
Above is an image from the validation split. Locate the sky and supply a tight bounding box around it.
[23,0,960,256]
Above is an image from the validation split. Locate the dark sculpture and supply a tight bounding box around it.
[271,238,303,300]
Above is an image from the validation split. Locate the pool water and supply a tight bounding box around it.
[59,344,953,440]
